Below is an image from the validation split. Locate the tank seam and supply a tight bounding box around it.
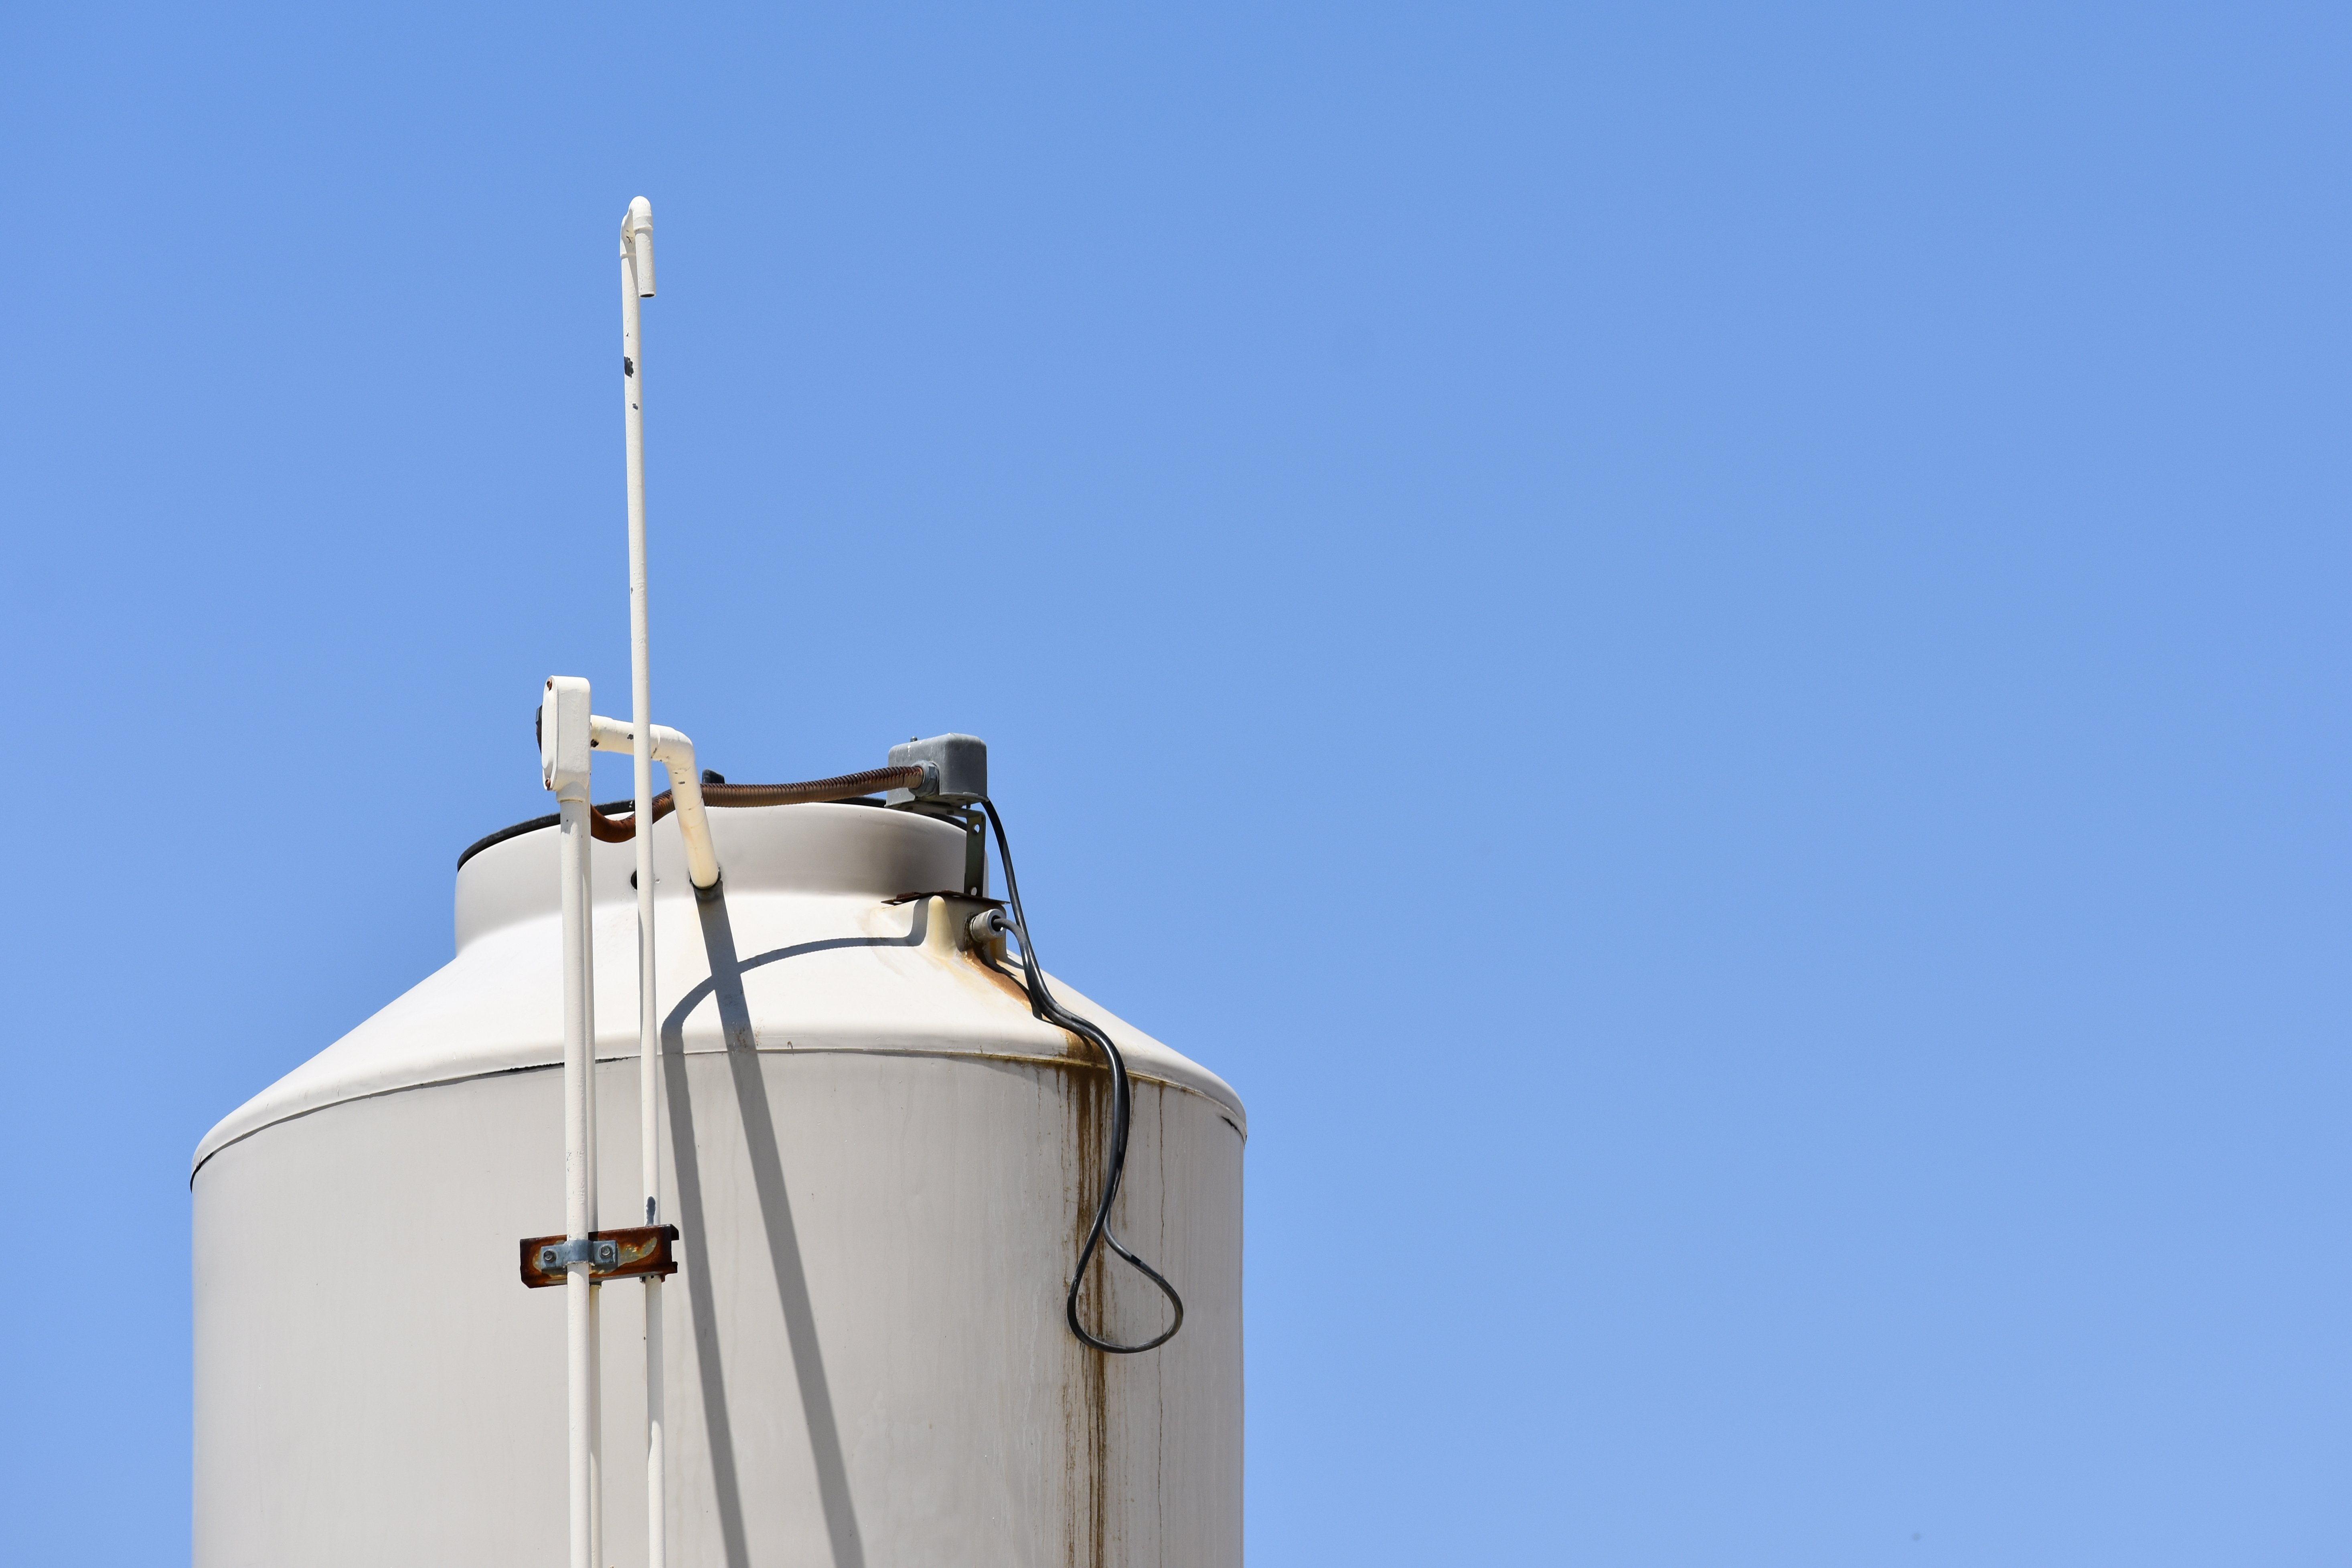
[190,1047,1246,1182]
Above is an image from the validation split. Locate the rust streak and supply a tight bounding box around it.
[1059,1051,1112,1567]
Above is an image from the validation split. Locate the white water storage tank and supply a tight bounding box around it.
[192,797,1244,1566]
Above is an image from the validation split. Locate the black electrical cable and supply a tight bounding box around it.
[980,796,1183,1354]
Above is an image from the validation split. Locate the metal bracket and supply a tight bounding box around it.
[898,804,987,895]
[539,1237,620,1270]
[519,1224,680,1288]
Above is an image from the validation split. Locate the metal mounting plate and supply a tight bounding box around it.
[518,1224,680,1288]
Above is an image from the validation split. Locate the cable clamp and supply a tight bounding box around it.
[538,1238,618,1271]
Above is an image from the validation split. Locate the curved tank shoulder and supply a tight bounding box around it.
[193,801,1245,1174]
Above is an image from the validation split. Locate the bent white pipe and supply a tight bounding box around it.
[587,715,719,892]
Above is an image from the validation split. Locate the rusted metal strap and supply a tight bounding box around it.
[519,1224,680,1288]
[883,889,1006,908]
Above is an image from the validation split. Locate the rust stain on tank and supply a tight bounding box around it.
[1056,1044,1112,1568]
[918,893,1122,1561]
[960,940,1046,1016]
[942,916,1102,1068]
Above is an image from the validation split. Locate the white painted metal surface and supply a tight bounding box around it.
[192,801,1245,1567]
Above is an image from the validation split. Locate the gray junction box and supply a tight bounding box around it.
[887,732,989,805]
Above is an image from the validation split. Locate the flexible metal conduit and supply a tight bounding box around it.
[584,764,926,841]
[454,764,926,872]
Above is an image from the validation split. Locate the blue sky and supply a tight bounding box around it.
[5,3,2349,1562]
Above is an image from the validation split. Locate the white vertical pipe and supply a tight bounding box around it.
[622,192,668,1568]
[645,1278,665,1568]
[558,790,594,1568]
[544,675,599,1568]
[589,1286,605,1568]
[582,814,603,1568]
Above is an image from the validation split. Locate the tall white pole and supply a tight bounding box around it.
[621,193,668,1568]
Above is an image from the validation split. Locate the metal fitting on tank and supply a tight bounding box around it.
[968,907,1010,962]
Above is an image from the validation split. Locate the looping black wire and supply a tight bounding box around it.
[981,797,1184,1354]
